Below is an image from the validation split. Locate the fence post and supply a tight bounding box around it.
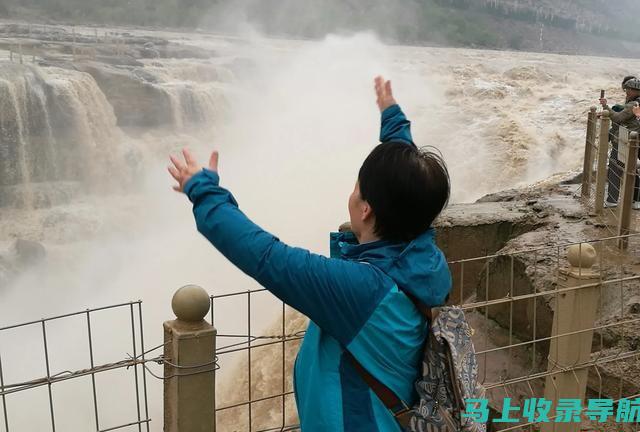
[164,285,216,432]
[581,107,598,198]
[594,111,611,215]
[617,131,639,249]
[541,244,600,432]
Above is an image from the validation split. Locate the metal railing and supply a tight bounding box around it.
[205,232,640,431]
[450,234,640,430]
[580,106,640,250]
[2,232,639,431]
[210,290,302,432]
[0,301,151,432]
[3,23,129,64]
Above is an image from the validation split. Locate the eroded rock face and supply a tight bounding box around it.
[73,62,174,128]
[435,201,541,304]
[473,184,598,352]
[433,179,640,415]
[69,61,230,131]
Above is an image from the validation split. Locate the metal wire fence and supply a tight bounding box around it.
[579,106,640,246]
[2,232,639,431]
[210,290,302,432]
[0,301,151,432]
[206,232,640,431]
[3,22,134,64]
[451,234,640,430]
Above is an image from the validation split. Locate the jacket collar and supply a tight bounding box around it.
[330,229,436,262]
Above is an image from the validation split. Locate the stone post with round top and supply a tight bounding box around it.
[164,285,216,432]
[542,244,600,432]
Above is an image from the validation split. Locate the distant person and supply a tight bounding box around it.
[168,77,452,431]
[599,76,640,209]
[609,75,637,113]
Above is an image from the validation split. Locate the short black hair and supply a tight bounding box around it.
[358,141,450,243]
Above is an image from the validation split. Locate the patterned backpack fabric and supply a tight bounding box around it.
[406,306,487,432]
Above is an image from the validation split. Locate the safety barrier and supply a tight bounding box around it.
[580,106,640,250]
[0,301,151,432]
[2,233,640,431]
[4,23,126,64]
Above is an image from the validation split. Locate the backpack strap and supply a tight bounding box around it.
[346,288,434,427]
[402,290,434,323]
[345,351,413,426]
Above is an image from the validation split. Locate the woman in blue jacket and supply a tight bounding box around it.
[169,77,452,431]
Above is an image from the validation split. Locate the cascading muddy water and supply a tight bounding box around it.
[139,60,231,130]
[0,63,136,208]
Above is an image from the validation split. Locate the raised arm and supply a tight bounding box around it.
[375,76,414,145]
[169,151,388,347]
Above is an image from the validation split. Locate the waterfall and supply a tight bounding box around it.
[161,82,228,130]
[0,58,232,209]
[0,63,136,208]
[142,60,232,130]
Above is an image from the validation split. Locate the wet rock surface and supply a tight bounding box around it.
[448,178,640,416]
[73,61,174,128]
[0,23,230,133]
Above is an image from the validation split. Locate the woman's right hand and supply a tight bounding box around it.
[169,148,219,193]
[374,76,397,112]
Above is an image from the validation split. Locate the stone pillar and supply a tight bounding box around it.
[617,131,639,249]
[542,244,600,432]
[594,111,611,215]
[164,285,216,432]
[581,107,598,198]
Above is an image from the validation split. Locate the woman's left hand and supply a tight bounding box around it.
[169,148,219,192]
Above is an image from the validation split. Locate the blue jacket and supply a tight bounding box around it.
[185,104,452,431]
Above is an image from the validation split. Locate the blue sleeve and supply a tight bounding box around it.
[184,169,388,346]
[380,104,414,146]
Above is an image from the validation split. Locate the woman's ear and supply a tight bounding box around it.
[361,201,374,222]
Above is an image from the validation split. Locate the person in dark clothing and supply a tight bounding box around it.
[599,77,640,208]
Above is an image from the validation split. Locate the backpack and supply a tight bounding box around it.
[408,306,487,432]
[348,303,487,432]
